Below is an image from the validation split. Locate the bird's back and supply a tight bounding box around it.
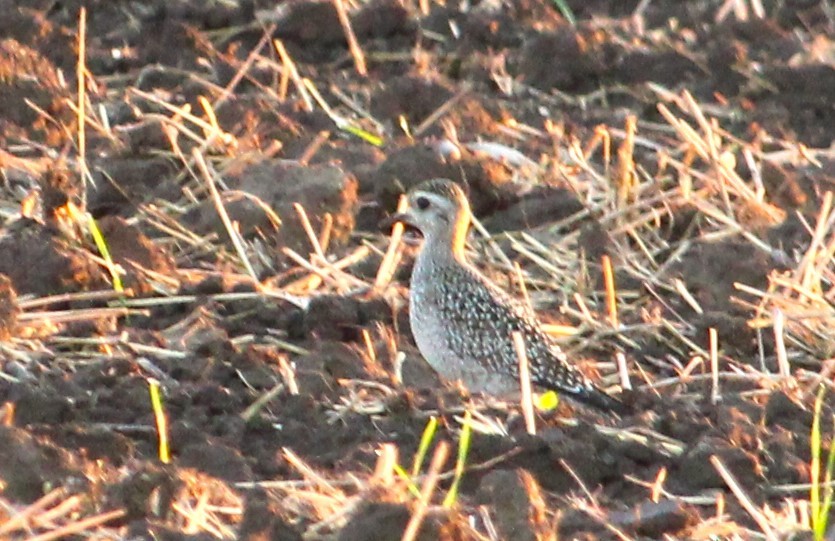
[409,251,625,412]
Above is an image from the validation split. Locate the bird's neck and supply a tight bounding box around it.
[422,215,469,264]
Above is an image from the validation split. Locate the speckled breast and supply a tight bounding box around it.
[408,253,519,394]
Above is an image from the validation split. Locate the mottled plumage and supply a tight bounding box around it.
[388,178,625,413]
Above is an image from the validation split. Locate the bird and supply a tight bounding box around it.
[383,178,627,414]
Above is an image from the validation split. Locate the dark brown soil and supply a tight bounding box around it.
[1,0,834,539]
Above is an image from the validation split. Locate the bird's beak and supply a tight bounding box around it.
[379,211,414,232]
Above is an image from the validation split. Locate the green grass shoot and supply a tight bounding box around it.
[66,202,124,293]
[412,416,439,477]
[86,213,124,293]
[390,417,439,500]
[443,410,473,508]
[811,385,835,540]
[342,124,384,147]
[393,463,422,498]
[148,378,170,464]
[551,0,576,25]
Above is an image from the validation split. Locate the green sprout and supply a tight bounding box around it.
[393,413,473,507]
[443,410,473,508]
[342,124,384,147]
[86,213,124,293]
[811,385,835,540]
[412,416,439,477]
[552,0,576,26]
[392,416,440,499]
[148,378,170,464]
[66,202,124,293]
[393,463,422,499]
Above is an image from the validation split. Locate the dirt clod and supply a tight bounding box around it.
[0,220,107,296]
[477,468,553,541]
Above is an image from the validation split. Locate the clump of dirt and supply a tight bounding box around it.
[369,145,520,217]
[0,39,71,145]
[0,426,80,503]
[339,501,456,541]
[183,162,359,259]
[483,185,585,232]
[516,28,609,92]
[87,157,181,217]
[477,469,553,540]
[97,216,176,294]
[0,220,107,296]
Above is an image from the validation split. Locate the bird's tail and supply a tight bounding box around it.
[535,373,630,415]
[568,384,630,415]
[528,342,630,414]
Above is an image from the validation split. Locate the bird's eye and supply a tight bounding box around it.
[415,196,430,210]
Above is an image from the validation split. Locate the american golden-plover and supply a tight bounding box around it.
[385,178,625,413]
